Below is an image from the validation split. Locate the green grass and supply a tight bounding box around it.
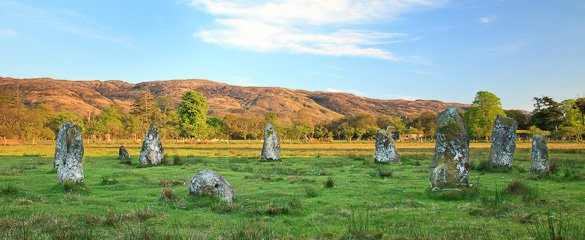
[0,141,584,239]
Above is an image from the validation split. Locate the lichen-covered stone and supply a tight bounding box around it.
[261,123,280,161]
[118,146,130,161]
[189,169,235,203]
[374,128,400,163]
[54,122,84,183]
[430,107,469,190]
[139,123,164,165]
[490,115,518,168]
[531,134,549,174]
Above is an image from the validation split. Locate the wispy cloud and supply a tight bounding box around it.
[190,0,445,61]
[0,1,130,44]
[0,27,17,37]
[326,88,364,96]
[479,15,496,25]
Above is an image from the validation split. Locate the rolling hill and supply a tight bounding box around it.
[0,77,468,124]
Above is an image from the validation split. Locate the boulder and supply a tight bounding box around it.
[531,134,549,174]
[189,169,235,202]
[118,146,130,162]
[490,115,518,168]
[261,123,280,161]
[139,123,164,165]
[374,128,400,163]
[430,107,470,190]
[54,122,84,183]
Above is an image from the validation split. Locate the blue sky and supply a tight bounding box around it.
[1,0,584,110]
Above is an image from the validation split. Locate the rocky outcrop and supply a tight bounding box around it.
[54,122,84,183]
[189,169,235,203]
[139,123,164,165]
[374,128,400,163]
[490,115,518,168]
[430,107,469,190]
[261,123,280,161]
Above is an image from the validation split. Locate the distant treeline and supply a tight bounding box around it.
[1,87,584,141]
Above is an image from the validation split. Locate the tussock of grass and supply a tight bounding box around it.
[370,168,394,178]
[342,211,383,240]
[528,214,585,240]
[324,177,335,188]
[0,184,19,196]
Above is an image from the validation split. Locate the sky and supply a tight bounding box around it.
[1,0,584,110]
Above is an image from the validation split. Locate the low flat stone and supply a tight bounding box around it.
[374,128,400,163]
[189,169,235,203]
[139,123,164,165]
[261,123,280,161]
[490,115,518,168]
[54,122,84,184]
[531,134,549,174]
[430,107,470,190]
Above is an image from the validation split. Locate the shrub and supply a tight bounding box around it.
[305,187,318,198]
[173,155,183,165]
[0,184,19,196]
[159,186,175,201]
[528,214,585,240]
[100,176,119,185]
[324,177,335,188]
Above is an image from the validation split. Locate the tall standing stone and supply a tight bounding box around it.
[490,115,518,168]
[374,128,400,163]
[189,169,235,203]
[531,134,549,174]
[54,122,84,184]
[139,123,164,165]
[261,123,280,161]
[430,107,469,190]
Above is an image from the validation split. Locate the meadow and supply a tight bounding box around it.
[1,140,584,239]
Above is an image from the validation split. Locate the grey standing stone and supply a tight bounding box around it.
[139,123,164,165]
[118,146,130,162]
[430,107,470,190]
[54,122,84,184]
[374,128,400,163]
[531,134,549,174]
[261,123,280,161]
[189,169,235,203]
[490,115,518,168]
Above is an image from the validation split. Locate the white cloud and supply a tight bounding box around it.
[0,27,17,37]
[190,0,444,60]
[479,16,496,25]
[326,88,364,96]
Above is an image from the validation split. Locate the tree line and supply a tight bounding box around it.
[1,87,584,141]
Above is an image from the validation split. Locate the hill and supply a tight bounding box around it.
[0,77,468,124]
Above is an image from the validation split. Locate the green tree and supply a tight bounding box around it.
[130,90,160,133]
[504,110,530,130]
[530,97,563,132]
[575,98,585,126]
[177,91,208,138]
[464,91,506,139]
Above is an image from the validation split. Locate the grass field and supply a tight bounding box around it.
[1,140,585,239]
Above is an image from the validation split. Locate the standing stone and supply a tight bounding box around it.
[430,107,470,190]
[118,146,130,162]
[54,122,84,184]
[490,115,518,168]
[531,134,549,174]
[261,123,280,161]
[189,169,235,203]
[374,128,400,163]
[139,123,164,165]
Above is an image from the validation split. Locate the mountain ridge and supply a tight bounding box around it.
[0,77,468,124]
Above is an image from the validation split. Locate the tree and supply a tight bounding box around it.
[177,91,208,138]
[558,99,584,140]
[575,98,585,126]
[130,90,161,133]
[464,91,506,139]
[504,110,530,130]
[409,111,437,139]
[530,97,563,132]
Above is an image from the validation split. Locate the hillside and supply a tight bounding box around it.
[0,77,468,124]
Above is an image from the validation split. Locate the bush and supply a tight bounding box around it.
[0,184,19,196]
[528,214,585,240]
[324,177,335,188]
[173,155,183,165]
[305,187,318,198]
